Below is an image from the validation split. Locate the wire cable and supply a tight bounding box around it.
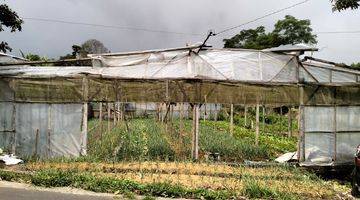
[316,30,360,34]
[23,17,204,36]
[215,0,311,36]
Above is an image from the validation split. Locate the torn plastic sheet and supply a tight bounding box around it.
[0,154,23,165]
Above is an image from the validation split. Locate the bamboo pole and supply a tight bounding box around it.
[11,103,16,155]
[81,77,88,156]
[34,129,39,158]
[179,103,184,133]
[214,104,218,122]
[230,104,234,136]
[107,103,111,133]
[262,106,265,132]
[192,104,200,161]
[287,107,292,137]
[298,86,305,162]
[117,102,121,123]
[99,102,103,139]
[255,104,260,146]
[113,102,116,125]
[47,104,52,158]
[244,105,248,127]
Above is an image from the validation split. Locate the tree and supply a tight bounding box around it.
[0,4,23,53]
[331,0,359,11]
[351,63,360,70]
[80,39,109,55]
[224,15,317,49]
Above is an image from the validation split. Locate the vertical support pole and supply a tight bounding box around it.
[47,104,52,158]
[334,105,337,161]
[255,104,260,146]
[214,104,218,122]
[34,129,39,158]
[230,104,234,136]
[244,105,248,127]
[262,106,265,133]
[11,103,16,154]
[113,102,116,125]
[107,103,111,133]
[99,102,103,139]
[192,104,200,161]
[99,102,103,140]
[179,103,184,133]
[288,106,292,138]
[81,77,89,156]
[279,106,283,135]
[298,85,305,162]
[117,102,121,122]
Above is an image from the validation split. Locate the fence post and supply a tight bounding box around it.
[81,76,89,156]
[230,104,234,136]
[255,104,260,146]
[192,104,200,160]
[288,106,292,137]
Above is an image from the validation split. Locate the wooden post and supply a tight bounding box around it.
[262,106,265,133]
[99,102,103,139]
[34,129,39,158]
[117,102,121,122]
[81,77,88,156]
[279,106,283,134]
[230,104,234,136]
[179,103,184,134]
[192,104,200,160]
[113,102,116,125]
[244,105,248,127]
[47,104,52,158]
[298,86,305,162]
[255,104,260,146]
[11,103,16,155]
[214,104,218,122]
[107,103,111,133]
[287,107,292,137]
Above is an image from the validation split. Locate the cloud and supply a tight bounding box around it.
[2,0,360,64]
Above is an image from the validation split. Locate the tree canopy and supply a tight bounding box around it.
[223,15,317,49]
[351,62,360,70]
[0,4,23,53]
[331,0,359,11]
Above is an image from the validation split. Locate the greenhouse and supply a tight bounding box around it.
[0,45,359,166]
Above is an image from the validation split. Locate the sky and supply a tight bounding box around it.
[1,0,359,64]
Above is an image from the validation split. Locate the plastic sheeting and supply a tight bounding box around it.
[0,102,82,158]
[303,106,360,165]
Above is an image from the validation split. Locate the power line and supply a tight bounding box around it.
[23,17,204,37]
[316,30,360,34]
[215,0,311,36]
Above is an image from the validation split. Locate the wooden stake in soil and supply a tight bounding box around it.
[99,102,103,139]
[192,104,200,161]
[107,103,111,133]
[179,103,184,133]
[81,77,89,156]
[113,102,116,125]
[230,104,234,136]
[288,107,292,137]
[244,105,248,127]
[255,104,260,146]
[34,129,39,158]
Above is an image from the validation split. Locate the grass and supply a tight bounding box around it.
[1,162,351,199]
[2,110,349,199]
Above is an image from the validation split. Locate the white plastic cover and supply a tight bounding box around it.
[303,106,360,165]
[0,103,82,158]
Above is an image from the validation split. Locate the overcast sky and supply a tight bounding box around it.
[1,0,359,64]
